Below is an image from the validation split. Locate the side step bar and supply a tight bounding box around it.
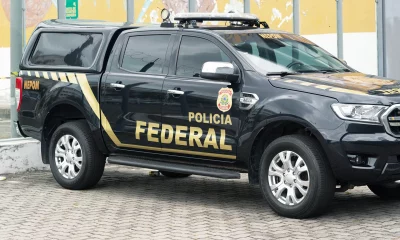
[108,156,241,179]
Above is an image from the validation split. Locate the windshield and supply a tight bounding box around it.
[219,32,352,75]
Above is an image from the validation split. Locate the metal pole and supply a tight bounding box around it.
[189,0,196,12]
[336,0,344,59]
[57,0,66,19]
[127,0,134,23]
[376,0,385,77]
[244,0,250,13]
[22,0,26,47]
[293,0,300,34]
[10,0,24,138]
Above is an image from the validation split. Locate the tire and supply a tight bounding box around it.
[160,171,192,178]
[49,120,105,190]
[259,135,335,219]
[368,182,400,199]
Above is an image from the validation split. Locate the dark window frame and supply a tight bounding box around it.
[118,33,172,76]
[28,31,105,70]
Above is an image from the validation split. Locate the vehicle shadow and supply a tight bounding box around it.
[88,167,400,220]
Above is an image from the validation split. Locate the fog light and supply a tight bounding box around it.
[347,154,368,166]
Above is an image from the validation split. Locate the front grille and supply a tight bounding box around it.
[382,104,400,137]
[388,109,400,133]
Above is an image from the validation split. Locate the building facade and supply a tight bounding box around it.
[0,0,377,78]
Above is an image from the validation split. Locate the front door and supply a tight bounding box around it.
[161,34,241,161]
[101,32,175,152]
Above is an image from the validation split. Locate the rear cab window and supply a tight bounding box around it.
[28,32,104,68]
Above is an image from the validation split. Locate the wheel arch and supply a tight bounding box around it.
[41,102,108,164]
[246,116,331,185]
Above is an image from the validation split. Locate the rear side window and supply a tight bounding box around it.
[121,35,171,74]
[30,33,103,68]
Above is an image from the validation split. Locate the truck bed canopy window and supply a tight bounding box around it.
[30,32,103,68]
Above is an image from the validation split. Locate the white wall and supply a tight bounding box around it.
[0,48,11,109]
[0,138,48,174]
[0,48,10,78]
[384,0,400,79]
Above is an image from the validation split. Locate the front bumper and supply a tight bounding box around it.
[321,122,400,185]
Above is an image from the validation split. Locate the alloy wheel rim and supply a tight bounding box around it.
[55,135,83,180]
[268,150,310,206]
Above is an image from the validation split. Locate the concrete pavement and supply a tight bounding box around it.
[1,165,400,240]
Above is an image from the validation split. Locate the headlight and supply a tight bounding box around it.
[331,103,388,123]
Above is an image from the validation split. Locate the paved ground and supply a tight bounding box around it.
[1,165,400,240]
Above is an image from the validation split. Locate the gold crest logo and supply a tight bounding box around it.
[217,88,233,112]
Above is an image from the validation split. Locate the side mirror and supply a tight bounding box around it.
[200,62,240,83]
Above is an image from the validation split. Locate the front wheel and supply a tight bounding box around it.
[259,135,335,218]
[49,120,105,190]
[368,182,400,199]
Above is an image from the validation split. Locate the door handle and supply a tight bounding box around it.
[167,89,184,95]
[110,83,125,89]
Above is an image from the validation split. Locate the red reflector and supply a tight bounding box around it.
[16,77,23,112]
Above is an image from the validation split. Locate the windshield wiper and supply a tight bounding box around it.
[298,69,353,74]
[266,71,299,77]
[297,69,338,74]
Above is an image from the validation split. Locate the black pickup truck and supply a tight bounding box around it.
[16,12,400,218]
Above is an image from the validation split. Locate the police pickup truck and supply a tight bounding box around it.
[16,11,400,218]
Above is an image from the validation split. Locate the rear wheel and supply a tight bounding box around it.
[160,171,192,178]
[49,120,105,190]
[368,182,400,199]
[259,135,335,218]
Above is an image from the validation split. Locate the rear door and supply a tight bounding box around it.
[100,31,176,153]
[160,33,241,161]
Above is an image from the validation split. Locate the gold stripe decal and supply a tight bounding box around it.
[59,72,68,82]
[76,73,236,160]
[100,111,122,145]
[21,71,80,84]
[43,72,49,79]
[275,78,368,96]
[328,87,367,95]
[100,112,236,159]
[76,74,101,119]
[50,72,58,81]
[315,85,331,90]
[67,73,78,84]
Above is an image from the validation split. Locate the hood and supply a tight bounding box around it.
[269,72,400,105]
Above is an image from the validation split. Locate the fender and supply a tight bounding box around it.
[38,82,109,163]
[237,88,345,167]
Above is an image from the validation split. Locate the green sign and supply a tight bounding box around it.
[66,0,79,19]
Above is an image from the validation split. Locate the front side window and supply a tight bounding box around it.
[219,31,352,75]
[30,32,103,67]
[176,36,231,77]
[121,35,171,74]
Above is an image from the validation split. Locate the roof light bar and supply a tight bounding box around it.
[174,12,259,23]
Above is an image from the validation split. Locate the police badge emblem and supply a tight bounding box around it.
[217,88,233,112]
